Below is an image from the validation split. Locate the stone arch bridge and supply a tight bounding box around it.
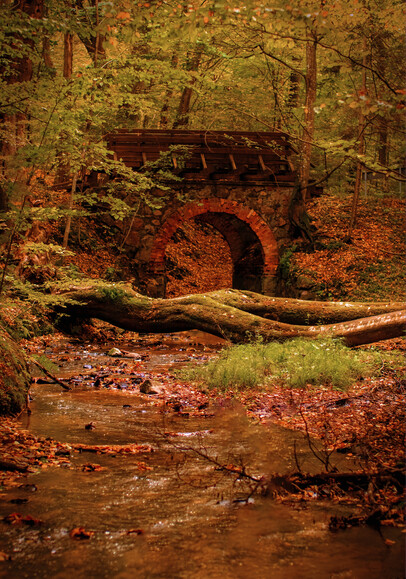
[106,129,297,297]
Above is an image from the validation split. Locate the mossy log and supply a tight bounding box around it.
[54,284,406,346]
[208,289,404,325]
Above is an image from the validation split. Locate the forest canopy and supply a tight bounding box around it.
[0,0,404,215]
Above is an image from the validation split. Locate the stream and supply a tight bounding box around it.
[0,331,404,578]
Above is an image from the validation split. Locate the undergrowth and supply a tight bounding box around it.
[185,337,404,391]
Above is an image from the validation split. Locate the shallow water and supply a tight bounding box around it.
[0,333,404,578]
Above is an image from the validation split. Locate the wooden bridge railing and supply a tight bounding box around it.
[106,129,297,184]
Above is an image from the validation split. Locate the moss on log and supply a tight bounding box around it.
[0,324,31,415]
[54,284,406,347]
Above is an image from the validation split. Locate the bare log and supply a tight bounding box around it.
[53,284,406,346]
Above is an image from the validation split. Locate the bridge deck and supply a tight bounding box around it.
[106,129,297,184]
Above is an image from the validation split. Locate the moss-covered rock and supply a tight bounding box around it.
[0,324,31,415]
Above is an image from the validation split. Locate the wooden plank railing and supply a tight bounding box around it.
[106,129,297,184]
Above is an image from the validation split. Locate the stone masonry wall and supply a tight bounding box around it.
[121,182,294,296]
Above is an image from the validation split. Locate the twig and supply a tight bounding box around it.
[293,439,302,473]
[298,405,333,471]
[171,440,262,483]
[29,357,71,391]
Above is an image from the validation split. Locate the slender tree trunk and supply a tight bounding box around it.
[374,34,389,193]
[64,33,73,79]
[41,3,54,72]
[42,36,54,69]
[55,32,73,188]
[160,53,179,128]
[378,117,389,167]
[0,187,7,212]
[287,72,300,109]
[349,44,367,238]
[299,34,317,199]
[62,174,77,250]
[173,51,202,129]
[75,0,106,64]
[0,0,45,209]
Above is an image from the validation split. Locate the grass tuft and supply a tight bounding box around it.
[185,337,404,392]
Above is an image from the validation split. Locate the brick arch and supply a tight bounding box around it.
[149,199,279,276]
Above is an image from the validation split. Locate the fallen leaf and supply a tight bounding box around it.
[81,463,103,472]
[384,538,396,546]
[126,528,144,535]
[69,527,94,540]
[3,513,43,526]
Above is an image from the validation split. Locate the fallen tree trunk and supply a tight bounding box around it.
[208,289,404,325]
[53,284,406,346]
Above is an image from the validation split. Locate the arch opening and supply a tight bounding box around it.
[149,199,279,297]
[165,218,233,297]
[195,213,264,293]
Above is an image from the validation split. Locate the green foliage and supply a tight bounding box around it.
[0,0,404,286]
[104,267,122,282]
[186,337,394,392]
[352,260,406,302]
[0,291,54,340]
[98,285,127,303]
[23,242,74,259]
[59,264,83,280]
[278,245,298,281]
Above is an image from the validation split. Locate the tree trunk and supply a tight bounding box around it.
[0,0,44,160]
[42,36,54,70]
[348,40,367,238]
[0,0,44,209]
[299,34,317,199]
[172,51,202,129]
[62,173,77,250]
[160,53,179,128]
[207,290,405,325]
[75,0,106,64]
[287,72,300,108]
[64,32,73,79]
[41,3,54,73]
[53,285,406,347]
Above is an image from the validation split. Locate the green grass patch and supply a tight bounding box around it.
[184,337,404,391]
